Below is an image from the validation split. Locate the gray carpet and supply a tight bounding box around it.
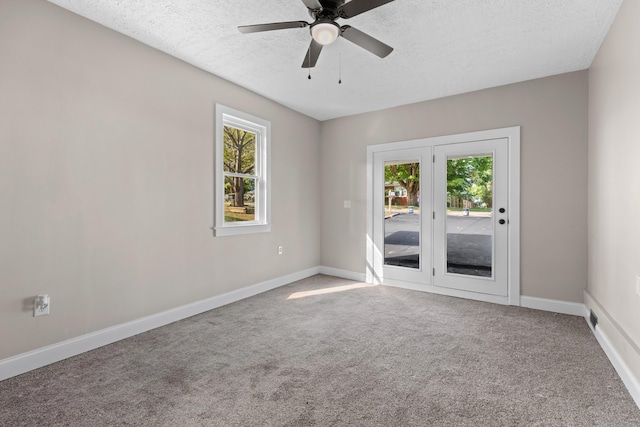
[1,275,639,426]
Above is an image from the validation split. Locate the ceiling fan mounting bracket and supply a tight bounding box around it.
[308,0,345,20]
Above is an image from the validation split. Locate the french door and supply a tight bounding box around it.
[368,128,519,304]
[433,138,508,296]
[372,147,431,285]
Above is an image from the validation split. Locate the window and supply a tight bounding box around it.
[214,105,270,236]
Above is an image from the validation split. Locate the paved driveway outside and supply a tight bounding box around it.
[384,213,492,276]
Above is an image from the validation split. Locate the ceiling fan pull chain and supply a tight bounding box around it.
[338,36,342,84]
[308,46,312,80]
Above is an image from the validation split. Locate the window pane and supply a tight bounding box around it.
[223,126,256,175]
[224,177,256,223]
[445,154,493,277]
[383,161,420,269]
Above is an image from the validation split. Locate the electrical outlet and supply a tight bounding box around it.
[34,295,50,317]
[344,200,351,209]
[278,245,283,255]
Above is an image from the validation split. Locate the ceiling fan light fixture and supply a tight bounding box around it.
[311,21,340,45]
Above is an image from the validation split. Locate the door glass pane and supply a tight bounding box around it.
[384,161,420,269]
[446,154,493,277]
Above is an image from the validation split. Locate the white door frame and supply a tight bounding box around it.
[366,127,521,306]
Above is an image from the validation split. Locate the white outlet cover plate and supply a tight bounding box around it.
[34,296,50,317]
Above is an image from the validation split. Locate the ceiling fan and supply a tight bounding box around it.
[238,0,395,68]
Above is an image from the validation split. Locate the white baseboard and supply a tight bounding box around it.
[520,295,585,316]
[583,305,640,409]
[319,273,587,318]
[6,267,638,413]
[318,266,366,282]
[0,266,321,382]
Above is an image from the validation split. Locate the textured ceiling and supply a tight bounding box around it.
[48,0,622,121]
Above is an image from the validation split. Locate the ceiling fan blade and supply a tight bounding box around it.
[238,21,309,34]
[301,0,322,11]
[301,39,323,68]
[340,0,394,18]
[341,25,393,58]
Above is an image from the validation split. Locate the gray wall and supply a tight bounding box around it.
[0,0,321,360]
[1,0,599,366]
[320,71,588,303]
[587,0,640,385]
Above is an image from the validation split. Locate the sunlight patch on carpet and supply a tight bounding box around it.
[286,283,377,300]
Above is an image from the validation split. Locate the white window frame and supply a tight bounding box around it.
[214,104,271,236]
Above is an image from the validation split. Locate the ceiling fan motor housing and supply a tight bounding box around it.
[308,0,346,20]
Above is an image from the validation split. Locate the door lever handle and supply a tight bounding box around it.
[499,219,506,225]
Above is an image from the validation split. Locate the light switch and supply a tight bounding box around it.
[344,200,351,209]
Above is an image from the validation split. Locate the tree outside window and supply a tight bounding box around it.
[447,155,493,209]
[385,163,420,207]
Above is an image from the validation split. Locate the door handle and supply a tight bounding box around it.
[499,219,506,225]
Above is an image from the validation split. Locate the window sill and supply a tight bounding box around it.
[213,223,271,237]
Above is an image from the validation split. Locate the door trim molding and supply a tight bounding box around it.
[366,126,521,305]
